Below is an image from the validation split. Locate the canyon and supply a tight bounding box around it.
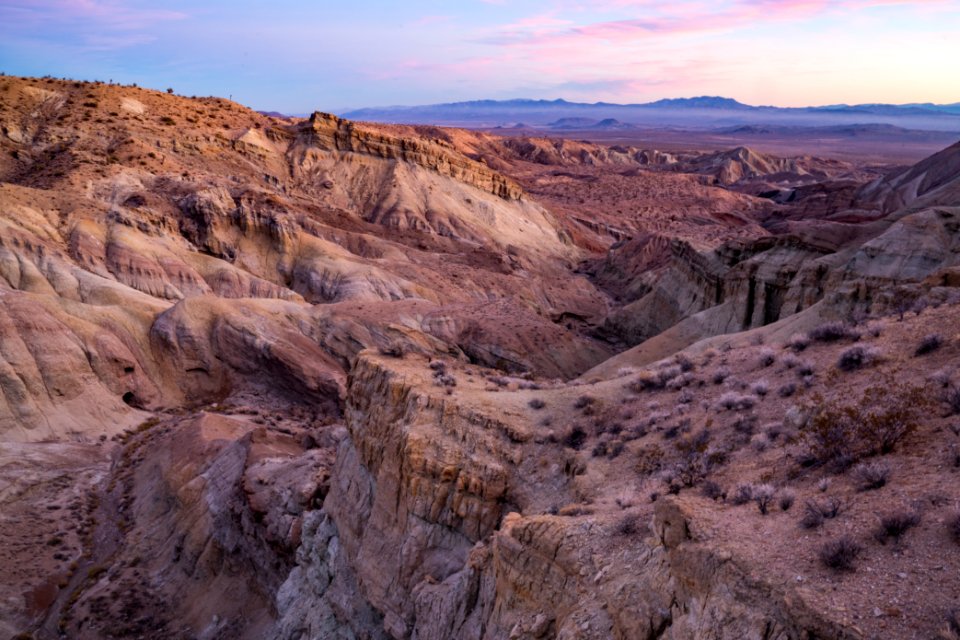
[1,75,960,639]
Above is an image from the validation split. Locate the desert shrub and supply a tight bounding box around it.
[629,370,662,392]
[718,392,757,411]
[819,496,843,519]
[819,536,862,571]
[808,322,856,343]
[677,389,694,405]
[753,483,776,515]
[817,477,831,492]
[675,354,695,372]
[528,398,546,410]
[616,512,643,535]
[751,380,769,397]
[940,611,960,640]
[800,383,927,469]
[778,382,797,398]
[759,348,776,367]
[732,414,758,436]
[801,497,842,528]
[563,426,587,450]
[944,385,960,416]
[779,489,796,511]
[796,361,815,377]
[785,334,810,352]
[670,450,709,488]
[702,480,724,501]
[731,483,754,505]
[751,433,768,452]
[782,353,801,369]
[852,460,890,491]
[607,441,625,459]
[873,510,920,545]
[435,374,456,388]
[949,512,960,545]
[633,445,664,475]
[666,372,694,391]
[932,367,954,388]
[837,345,881,372]
[573,395,595,409]
[916,333,944,356]
[800,501,825,529]
[712,367,730,385]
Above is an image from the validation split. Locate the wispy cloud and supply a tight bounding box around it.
[0,0,186,50]
[0,0,955,110]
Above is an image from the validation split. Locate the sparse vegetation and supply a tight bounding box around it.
[573,395,595,409]
[778,489,795,512]
[916,333,944,356]
[718,392,756,411]
[800,382,927,470]
[702,480,724,501]
[819,536,862,571]
[874,510,920,545]
[758,348,776,367]
[939,611,960,640]
[800,501,825,529]
[753,483,775,514]
[785,333,810,352]
[836,345,881,371]
[629,366,682,391]
[852,460,890,491]
[615,512,643,535]
[778,382,797,398]
[712,367,730,385]
[801,496,842,528]
[950,512,960,545]
[563,426,587,450]
[808,321,858,343]
[945,385,960,416]
[731,483,754,505]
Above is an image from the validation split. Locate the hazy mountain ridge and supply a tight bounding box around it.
[342,96,960,131]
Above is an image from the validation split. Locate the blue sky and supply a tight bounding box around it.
[0,0,957,113]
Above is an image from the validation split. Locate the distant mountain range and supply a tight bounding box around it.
[340,96,960,132]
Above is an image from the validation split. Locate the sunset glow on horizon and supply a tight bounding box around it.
[0,0,957,112]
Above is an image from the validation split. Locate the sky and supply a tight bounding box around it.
[0,0,958,113]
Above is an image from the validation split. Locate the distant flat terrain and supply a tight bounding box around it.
[481,124,959,164]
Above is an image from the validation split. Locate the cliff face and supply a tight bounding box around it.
[302,112,524,201]
[270,353,863,640]
[595,197,960,371]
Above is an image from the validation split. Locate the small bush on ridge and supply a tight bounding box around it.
[819,536,862,571]
[916,333,944,356]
